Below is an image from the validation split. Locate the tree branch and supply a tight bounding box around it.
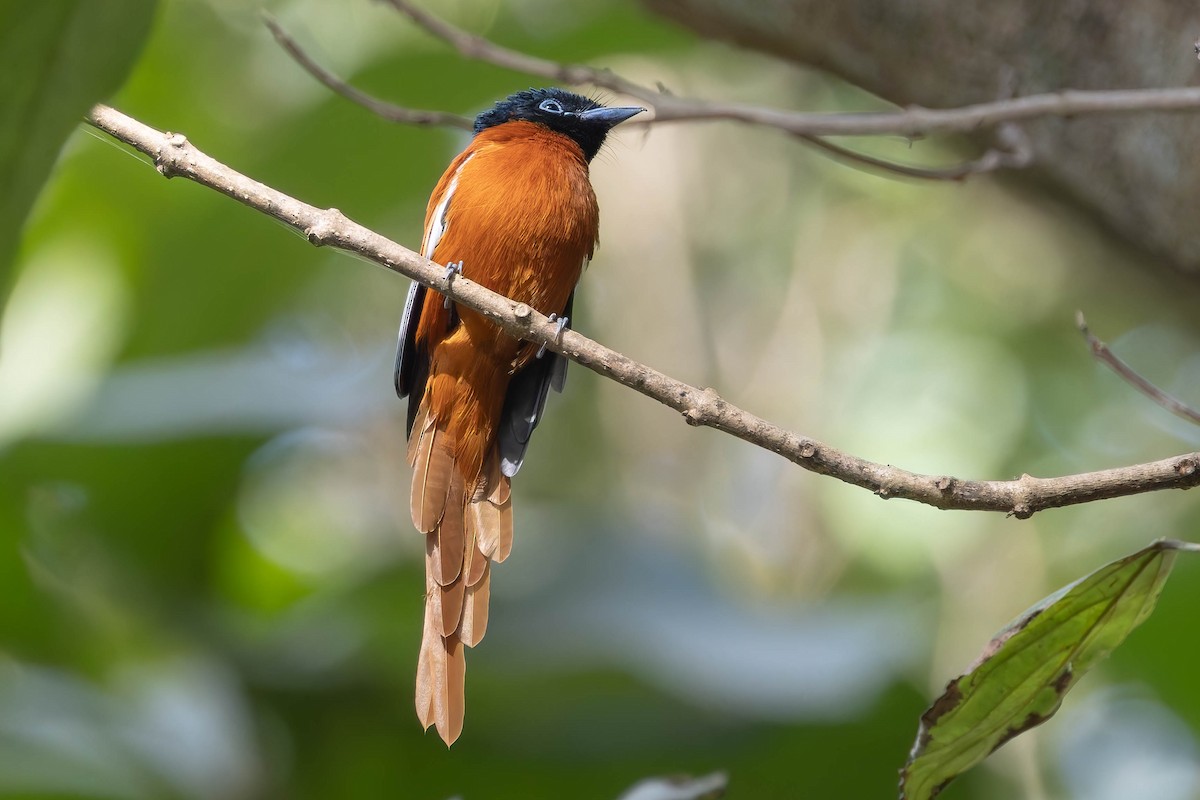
[795,123,1031,181]
[1077,311,1200,427]
[267,10,1027,181]
[273,6,1031,185]
[382,0,1200,138]
[85,103,1200,517]
[270,2,1185,182]
[264,15,472,130]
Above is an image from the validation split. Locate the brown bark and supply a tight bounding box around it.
[643,0,1200,273]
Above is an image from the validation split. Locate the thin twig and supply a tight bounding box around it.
[264,14,471,129]
[797,122,1032,181]
[648,86,1200,136]
[381,0,653,100]
[382,0,1200,138]
[1077,311,1200,427]
[267,11,1029,181]
[86,103,1200,518]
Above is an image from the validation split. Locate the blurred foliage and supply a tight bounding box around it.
[0,0,156,297]
[4,1,1200,798]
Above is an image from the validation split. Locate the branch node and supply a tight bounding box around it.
[682,388,722,426]
[798,441,817,459]
[876,484,893,499]
[513,303,532,323]
[935,476,956,492]
[1175,457,1197,477]
[305,208,346,246]
[1007,474,1038,518]
[561,65,593,84]
[155,132,189,178]
[1010,503,1034,520]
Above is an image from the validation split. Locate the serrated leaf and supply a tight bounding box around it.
[0,0,157,294]
[900,538,1198,800]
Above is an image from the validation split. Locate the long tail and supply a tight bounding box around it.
[408,389,513,745]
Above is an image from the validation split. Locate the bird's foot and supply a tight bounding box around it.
[537,313,569,358]
[442,261,463,309]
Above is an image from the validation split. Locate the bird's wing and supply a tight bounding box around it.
[395,153,475,431]
[497,291,575,477]
[394,281,430,435]
[394,279,425,401]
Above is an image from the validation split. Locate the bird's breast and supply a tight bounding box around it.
[432,124,599,315]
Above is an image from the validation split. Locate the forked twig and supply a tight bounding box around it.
[1077,311,1200,427]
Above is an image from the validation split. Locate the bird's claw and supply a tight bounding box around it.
[442,261,463,309]
[537,313,569,359]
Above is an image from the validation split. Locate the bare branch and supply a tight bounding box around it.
[263,14,471,129]
[381,0,655,101]
[798,123,1032,181]
[267,9,1029,180]
[647,83,1200,137]
[1077,311,1200,427]
[382,0,1200,139]
[265,4,1200,190]
[86,104,1200,518]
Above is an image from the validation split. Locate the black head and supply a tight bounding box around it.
[473,88,644,162]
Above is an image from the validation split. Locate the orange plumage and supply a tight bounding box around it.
[395,89,642,745]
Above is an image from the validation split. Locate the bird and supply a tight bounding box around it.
[394,88,643,745]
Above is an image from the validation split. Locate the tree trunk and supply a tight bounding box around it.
[644,0,1200,274]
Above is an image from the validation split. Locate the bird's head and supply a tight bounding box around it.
[473,88,644,161]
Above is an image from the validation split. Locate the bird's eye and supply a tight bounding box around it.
[538,99,564,114]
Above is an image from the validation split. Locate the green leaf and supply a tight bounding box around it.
[900,538,1198,800]
[0,0,157,294]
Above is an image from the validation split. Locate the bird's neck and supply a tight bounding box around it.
[472,121,590,167]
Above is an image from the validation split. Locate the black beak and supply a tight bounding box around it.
[578,105,645,127]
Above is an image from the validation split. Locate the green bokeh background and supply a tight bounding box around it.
[4,1,1200,798]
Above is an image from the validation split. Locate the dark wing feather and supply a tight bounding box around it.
[395,281,424,399]
[497,292,574,477]
[395,281,430,435]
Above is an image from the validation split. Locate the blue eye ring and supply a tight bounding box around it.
[538,99,564,114]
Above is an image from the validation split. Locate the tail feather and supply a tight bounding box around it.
[436,633,466,743]
[462,502,489,586]
[481,456,514,561]
[464,536,489,587]
[411,418,453,534]
[467,496,505,563]
[459,564,491,647]
[477,498,514,562]
[486,456,511,505]
[473,488,514,563]
[411,403,513,746]
[406,403,429,463]
[435,480,465,584]
[414,591,437,728]
[439,579,466,637]
[417,529,468,745]
[494,511,514,563]
[415,570,466,744]
[418,631,465,744]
